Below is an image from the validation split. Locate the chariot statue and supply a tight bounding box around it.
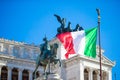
[54,14,83,35]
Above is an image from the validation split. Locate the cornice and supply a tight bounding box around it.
[0,38,39,48]
[0,56,38,71]
[0,54,35,66]
[64,54,115,67]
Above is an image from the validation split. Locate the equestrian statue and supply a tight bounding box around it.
[33,36,61,80]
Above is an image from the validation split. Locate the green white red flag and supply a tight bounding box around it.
[57,27,97,59]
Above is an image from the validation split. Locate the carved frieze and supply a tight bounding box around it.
[0,38,40,60]
[0,56,35,68]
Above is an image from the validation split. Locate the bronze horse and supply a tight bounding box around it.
[33,43,61,79]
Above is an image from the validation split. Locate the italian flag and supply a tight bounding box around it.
[57,27,97,59]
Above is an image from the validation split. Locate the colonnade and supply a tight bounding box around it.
[84,68,110,80]
[0,66,40,80]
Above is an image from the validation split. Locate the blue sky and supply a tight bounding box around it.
[0,0,120,79]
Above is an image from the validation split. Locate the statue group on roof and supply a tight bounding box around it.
[54,14,84,35]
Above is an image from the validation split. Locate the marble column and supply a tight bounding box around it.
[80,61,84,80]
[108,69,112,80]
[7,67,12,80]
[29,70,33,80]
[18,68,23,80]
[0,66,2,80]
[89,68,93,80]
[97,71,100,80]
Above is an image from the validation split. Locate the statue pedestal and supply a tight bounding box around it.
[35,73,62,80]
[47,73,62,80]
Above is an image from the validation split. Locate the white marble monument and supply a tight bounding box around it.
[0,38,115,80]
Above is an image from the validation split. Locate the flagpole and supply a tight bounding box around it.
[96,8,102,80]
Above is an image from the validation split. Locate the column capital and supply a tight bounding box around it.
[28,69,34,73]
[18,68,23,80]
[89,67,93,70]
[7,66,13,70]
[29,69,33,80]
[18,68,24,72]
[8,66,12,80]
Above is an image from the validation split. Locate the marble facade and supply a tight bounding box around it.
[0,38,115,80]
